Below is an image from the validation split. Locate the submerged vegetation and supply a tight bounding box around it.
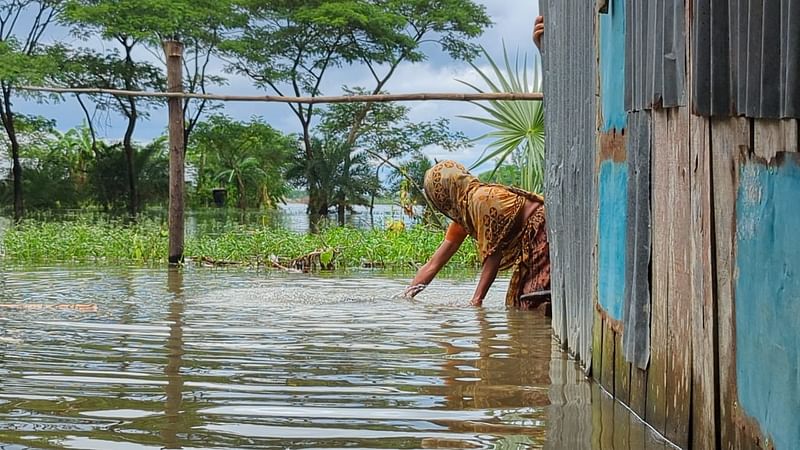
[1,220,479,268]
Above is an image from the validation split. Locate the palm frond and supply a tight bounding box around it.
[456,44,546,194]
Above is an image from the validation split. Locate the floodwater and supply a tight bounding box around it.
[0,267,671,449]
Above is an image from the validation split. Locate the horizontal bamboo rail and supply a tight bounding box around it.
[19,86,543,103]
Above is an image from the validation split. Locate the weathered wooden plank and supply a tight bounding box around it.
[794,119,800,152]
[753,118,799,161]
[629,366,648,419]
[646,109,669,436]
[731,153,800,449]
[593,310,604,381]
[786,119,799,153]
[601,319,616,392]
[664,107,692,449]
[710,117,750,450]
[690,112,718,450]
[614,330,631,405]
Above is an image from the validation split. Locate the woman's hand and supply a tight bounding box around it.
[533,15,545,51]
[402,283,427,299]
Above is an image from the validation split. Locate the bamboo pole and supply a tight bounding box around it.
[164,40,185,265]
[19,86,543,103]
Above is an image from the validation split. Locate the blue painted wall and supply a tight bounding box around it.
[597,160,628,321]
[599,0,626,132]
[735,155,800,450]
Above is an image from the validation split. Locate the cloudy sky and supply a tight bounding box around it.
[14,1,541,171]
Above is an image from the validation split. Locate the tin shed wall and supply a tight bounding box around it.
[539,0,597,369]
[624,0,686,111]
[693,0,800,118]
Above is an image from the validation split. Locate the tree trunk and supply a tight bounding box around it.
[123,116,138,217]
[236,173,246,210]
[337,147,352,226]
[10,133,22,221]
[370,163,383,228]
[0,87,22,221]
[301,121,330,218]
[122,43,139,217]
[309,190,328,217]
[337,202,346,226]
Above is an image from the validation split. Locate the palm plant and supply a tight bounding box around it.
[215,155,266,210]
[458,44,545,194]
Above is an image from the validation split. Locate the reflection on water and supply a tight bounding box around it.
[0,267,670,449]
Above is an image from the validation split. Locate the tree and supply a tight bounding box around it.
[0,0,65,220]
[0,114,79,210]
[223,0,490,216]
[61,1,171,215]
[318,88,467,225]
[188,115,294,210]
[478,164,521,187]
[390,154,432,216]
[87,137,169,211]
[60,0,247,214]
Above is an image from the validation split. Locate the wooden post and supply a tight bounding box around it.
[164,40,185,265]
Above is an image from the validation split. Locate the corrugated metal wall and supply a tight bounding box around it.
[621,110,651,370]
[693,0,800,118]
[539,0,596,369]
[625,0,686,111]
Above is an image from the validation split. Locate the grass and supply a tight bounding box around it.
[1,219,479,268]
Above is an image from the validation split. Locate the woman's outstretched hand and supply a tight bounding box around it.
[402,283,427,299]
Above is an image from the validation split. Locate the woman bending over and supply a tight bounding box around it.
[404,160,551,309]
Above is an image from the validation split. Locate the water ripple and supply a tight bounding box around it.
[0,266,670,449]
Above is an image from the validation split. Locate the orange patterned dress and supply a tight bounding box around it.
[423,160,551,309]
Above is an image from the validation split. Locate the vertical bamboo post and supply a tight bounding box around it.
[164,40,185,265]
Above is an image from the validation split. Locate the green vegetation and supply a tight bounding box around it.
[461,45,546,194]
[0,0,539,232]
[189,115,295,209]
[0,0,490,222]
[313,94,466,225]
[222,0,491,216]
[2,220,479,268]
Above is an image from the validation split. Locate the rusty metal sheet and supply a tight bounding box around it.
[625,0,686,111]
[693,0,800,118]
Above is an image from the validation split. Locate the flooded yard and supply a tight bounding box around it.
[0,267,670,449]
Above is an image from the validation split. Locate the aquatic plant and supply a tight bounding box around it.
[1,220,479,268]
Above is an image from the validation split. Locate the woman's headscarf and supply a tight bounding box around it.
[423,160,479,225]
[424,160,544,262]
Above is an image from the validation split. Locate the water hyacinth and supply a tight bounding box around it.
[1,220,479,268]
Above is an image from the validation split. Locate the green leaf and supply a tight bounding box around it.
[456,44,545,194]
[319,248,334,266]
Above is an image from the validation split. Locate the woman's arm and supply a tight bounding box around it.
[404,223,467,298]
[470,250,502,306]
